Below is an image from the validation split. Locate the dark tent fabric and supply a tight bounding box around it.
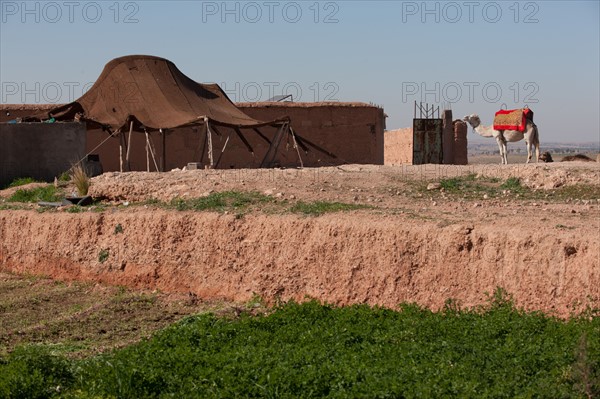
[45,55,288,131]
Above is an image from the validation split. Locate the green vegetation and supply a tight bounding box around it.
[4,177,40,189]
[8,186,62,203]
[169,191,370,216]
[0,292,598,398]
[58,172,71,183]
[97,249,109,263]
[290,200,371,216]
[171,191,273,212]
[417,175,600,202]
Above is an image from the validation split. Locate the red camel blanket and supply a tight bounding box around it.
[493,108,534,132]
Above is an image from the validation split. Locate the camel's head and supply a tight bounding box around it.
[462,114,481,128]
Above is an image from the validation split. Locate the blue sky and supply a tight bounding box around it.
[1,0,599,142]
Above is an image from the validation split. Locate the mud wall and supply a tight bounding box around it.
[0,210,597,317]
[384,124,469,166]
[1,103,385,171]
[0,122,86,186]
[384,128,413,165]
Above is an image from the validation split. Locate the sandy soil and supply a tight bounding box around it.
[1,162,599,317]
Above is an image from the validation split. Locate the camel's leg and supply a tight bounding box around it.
[496,139,504,164]
[532,124,540,163]
[496,136,507,165]
[503,142,508,164]
[526,140,532,164]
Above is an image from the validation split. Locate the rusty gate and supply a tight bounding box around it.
[412,101,443,164]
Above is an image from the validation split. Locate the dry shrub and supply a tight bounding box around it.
[71,163,90,196]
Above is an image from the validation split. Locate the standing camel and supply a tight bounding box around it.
[463,114,540,164]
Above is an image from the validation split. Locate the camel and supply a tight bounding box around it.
[463,114,540,164]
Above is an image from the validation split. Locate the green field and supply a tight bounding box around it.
[1,291,598,398]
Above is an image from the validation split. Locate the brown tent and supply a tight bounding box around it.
[37,55,317,170]
[45,55,288,131]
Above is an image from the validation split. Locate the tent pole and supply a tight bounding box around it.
[206,118,214,168]
[289,127,304,168]
[146,129,160,172]
[145,130,150,172]
[260,122,288,168]
[125,120,133,171]
[160,129,166,172]
[199,125,207,165]
[215,133,231,168]
[119,131,125,172]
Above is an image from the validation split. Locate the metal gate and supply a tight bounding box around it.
[412,102,443,165]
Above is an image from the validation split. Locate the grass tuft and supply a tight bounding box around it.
[8,186,62,203]
[5,177,40,189]
[71,164,90,197]
[290,200,370,215]
[171,191,273,212]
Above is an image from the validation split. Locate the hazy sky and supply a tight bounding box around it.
[1,0,599,142]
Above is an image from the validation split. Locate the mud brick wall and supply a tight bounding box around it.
[0,121,86,186]
[384,128,413,165]
[2,103,385,171]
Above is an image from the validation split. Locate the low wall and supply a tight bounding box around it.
[1,103,385,172]
[384,124,468,166]
[384,128,413,165]
[0,122,86,186]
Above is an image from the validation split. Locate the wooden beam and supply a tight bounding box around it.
[294,132,337,159]
[252,128,271,145]
[234,127,254,155]
[260,122,287,168]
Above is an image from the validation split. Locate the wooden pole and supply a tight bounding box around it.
[260,122,288,168]
[199,125,207,165]
[206,119,214,168]
[289,127,304,168]
[145,130,150,172]
[125,121,133,171]
[119,131,125,172]
[215,134,231,168]
[160,128,166,172]
[146,129,160,172]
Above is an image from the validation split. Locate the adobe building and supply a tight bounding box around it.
[1,102,385,178]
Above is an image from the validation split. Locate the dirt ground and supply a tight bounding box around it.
[1,161,599,326]
[0,271,252,357]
